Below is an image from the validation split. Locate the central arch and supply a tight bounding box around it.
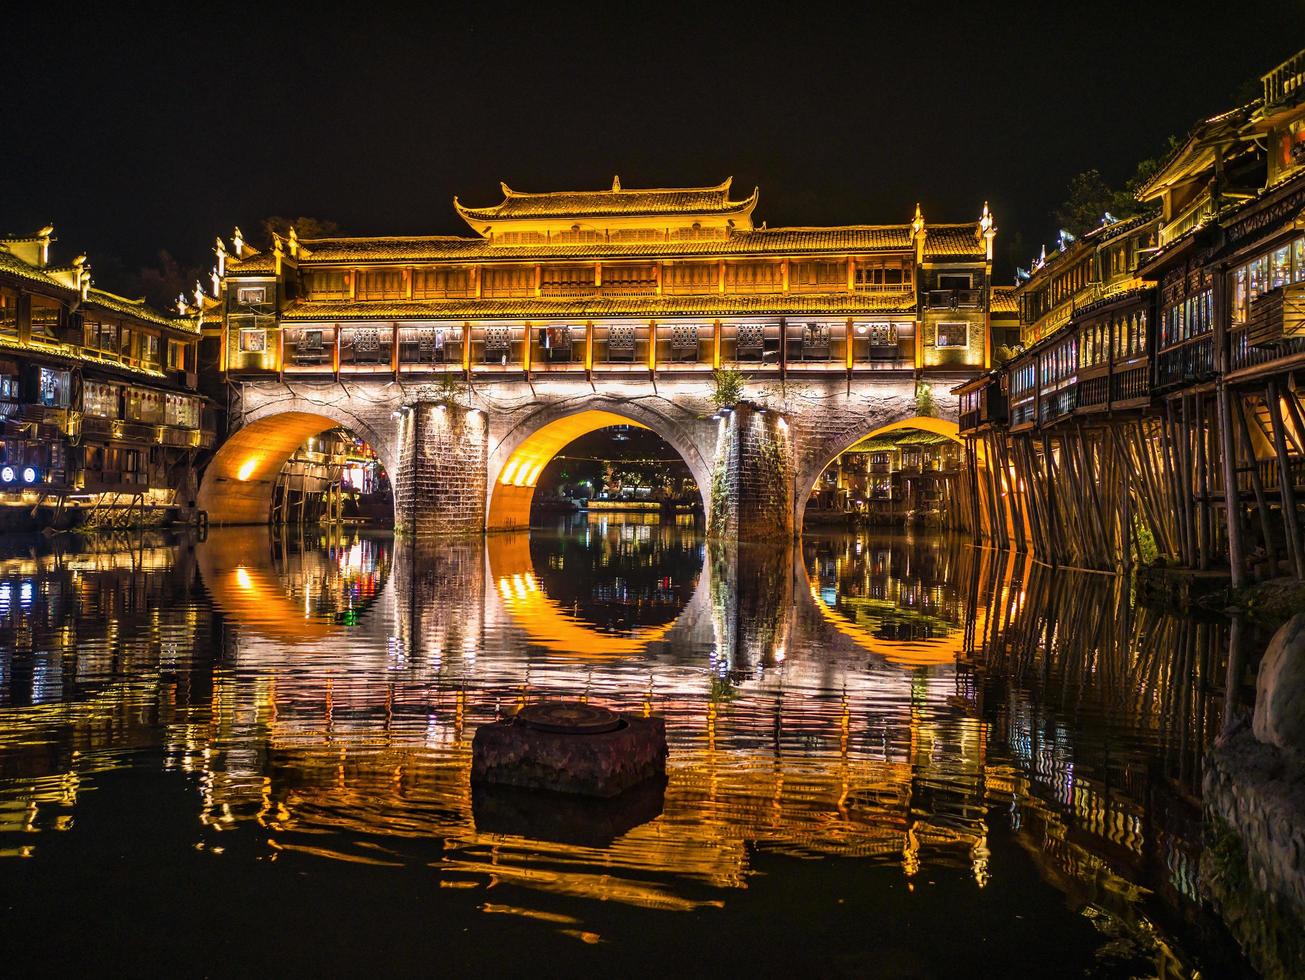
[486,402,712,531]
[198,406,397,526]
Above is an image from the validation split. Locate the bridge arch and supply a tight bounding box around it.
[486,397,713,531]
[795,414,963,531]
[197,401,397,526]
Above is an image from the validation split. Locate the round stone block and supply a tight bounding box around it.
[1254,613,1305,753]
[471,702,667,798]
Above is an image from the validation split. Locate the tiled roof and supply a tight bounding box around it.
[227,252,277,274]
[454,178,757,223]
[990,287,1017,314]
[280,290,918,322]
[288,223,983,265]
[0,248,68,291]
[923,226,983,258]
[85,289,199,333]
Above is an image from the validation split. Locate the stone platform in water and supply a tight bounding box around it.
[471,702,667,798]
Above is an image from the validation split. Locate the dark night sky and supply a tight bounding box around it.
[5,3,1305,293]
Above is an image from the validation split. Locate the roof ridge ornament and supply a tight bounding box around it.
[612,175,621,191]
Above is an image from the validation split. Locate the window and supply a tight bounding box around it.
[239,329,267,353]
[307,271,348,299]
[37,368,71,408]
[855,264,907,290]
[603,265,656,290]
[140,332,161,370]
[412,268,471,298]
[935,322,968,348]
[30,296,61,340]
[1272,246,1292,289]
[1233,266,1249,324]
[725,263,783,292]
[165,394,198,428]
[1295,238,1305,283]
[790,261,845,288]
[663,263,718,292]
[938,273,972,290]
[120,326,135,363]
[125,388,165,423]
[82,382,120,418]
[236,285,268,305]
[482,266,535,297]
[83,317,119,355]
[167,340,188,371]
[0,360,18,400]
[356,269,403,300]
[541,266,594,293]
[0,289,16,337]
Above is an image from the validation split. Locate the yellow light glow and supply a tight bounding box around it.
[235,567,253,590]
[237,458,258,481]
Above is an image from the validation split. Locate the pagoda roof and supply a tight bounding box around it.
[272,222,984,266]
[454,177,758,226]
[278,290,917,323]
[0,246,66,291]
[85,288,199,333]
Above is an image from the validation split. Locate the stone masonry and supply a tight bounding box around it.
[203,375,960,538]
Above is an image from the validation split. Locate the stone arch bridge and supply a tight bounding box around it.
[196,376,961,540]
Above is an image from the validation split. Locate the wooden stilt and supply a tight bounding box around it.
[1266,380,1305,579]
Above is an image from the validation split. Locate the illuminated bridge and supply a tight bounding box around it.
[195,179,1003,538]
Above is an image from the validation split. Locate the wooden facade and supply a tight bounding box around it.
[0,229,213,523]
[958,48,1305,581]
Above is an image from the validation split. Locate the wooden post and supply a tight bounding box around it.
[779,318,788,379]
[462,322,472,379]
[1218,380,1247,587]
[1236,395,1277,575]
[585,320,594,374]
[647,320,657,373]
[845,318,855,372]
[391,322,400,378]
[712,320,722,369]
[1266,380,1305,579]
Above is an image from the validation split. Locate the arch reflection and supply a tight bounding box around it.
[196,527,391,642]
[485,516,703,658]
[802,533,982,667]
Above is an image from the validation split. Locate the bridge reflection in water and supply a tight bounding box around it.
[0,522,1254,975]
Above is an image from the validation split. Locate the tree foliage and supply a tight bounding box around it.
[259,216,343,245]
[1052,143,1174,238]
[710,368,746,408]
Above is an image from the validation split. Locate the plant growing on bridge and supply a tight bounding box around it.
[710,368,746,409]
[432,371,468,407]
[914,381,936,418]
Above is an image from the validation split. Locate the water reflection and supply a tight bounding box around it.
[0,524,1255,976]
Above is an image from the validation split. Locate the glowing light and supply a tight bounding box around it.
[236,458,258,481]
[501,460,521,485]
[235,567,253,590]
[0,466,14,483]
[21,467,37,484]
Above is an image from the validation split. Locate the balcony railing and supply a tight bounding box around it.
[1155,335,1214,387]
[1263,49,1305,107]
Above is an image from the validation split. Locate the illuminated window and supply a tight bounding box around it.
[935,322,968,348]
[37,367,71,407]
[239,328,266,353]
[0,289,17,337]
[140,332,161,370]
[83,317,119,355]
[30,296,62,340]
[236,285,268,305]
[307,271,348,299]
[82,382,120,418]
[356,269,403,300]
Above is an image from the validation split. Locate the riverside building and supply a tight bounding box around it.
[0,227,213,529]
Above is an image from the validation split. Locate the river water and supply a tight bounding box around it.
[0,517,1261,977]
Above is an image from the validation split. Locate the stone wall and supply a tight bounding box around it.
[394,402,488,538]
[211,376,960,536]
